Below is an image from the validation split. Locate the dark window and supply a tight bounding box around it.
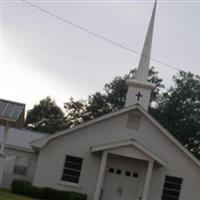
[109,168,115,173]
[133,173,138,178]
[161,175,183,200]
[126,171,131,177]
[61,155,83,183]
[13,165,27,176]
[116,169,122,175]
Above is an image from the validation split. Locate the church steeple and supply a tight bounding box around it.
[125,0,157,110]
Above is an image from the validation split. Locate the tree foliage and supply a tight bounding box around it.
[64,98,89,127]
[151,71,200,158]
[25,97,66,133]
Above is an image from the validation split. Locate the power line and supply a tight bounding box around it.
[22,0,182,72]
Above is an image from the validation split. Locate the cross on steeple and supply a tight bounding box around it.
[136,91,143,101]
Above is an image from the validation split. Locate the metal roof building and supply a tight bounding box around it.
[0,126,48,152]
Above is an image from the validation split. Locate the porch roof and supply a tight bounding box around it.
[91,139,167,166]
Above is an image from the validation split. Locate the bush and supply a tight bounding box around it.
[42,187,69,200]
[11,179,31,196]
[69,192,87,200]
[29,185,43,199]
[11,179,87,200]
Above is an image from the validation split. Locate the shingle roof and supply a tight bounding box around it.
[0,126,48,152]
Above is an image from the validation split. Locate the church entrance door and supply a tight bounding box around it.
[102,155,141,200]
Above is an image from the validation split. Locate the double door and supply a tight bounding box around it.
[102,156,141,200]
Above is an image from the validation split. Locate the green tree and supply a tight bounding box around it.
[25,97,66,133]
[64,98,89,127]
[151,71,200,158]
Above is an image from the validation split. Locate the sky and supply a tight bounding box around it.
[1,0,200,110]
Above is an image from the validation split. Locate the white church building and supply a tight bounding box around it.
[1,1,200,200]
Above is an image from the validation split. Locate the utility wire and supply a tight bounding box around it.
[22,0,182,72]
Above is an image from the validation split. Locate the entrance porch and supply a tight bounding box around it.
[91,139,166,200]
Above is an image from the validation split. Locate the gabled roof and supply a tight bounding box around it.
[31,104,200,168]
[0,126,48,152]
[91,139,166,166]
[30,104,140,149]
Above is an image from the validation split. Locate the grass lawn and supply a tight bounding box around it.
[0,189,37,200]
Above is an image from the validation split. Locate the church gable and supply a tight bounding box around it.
[105,145,152,162]
[31,105,140,149]
[32,104,200,170]
[91,139,166,166]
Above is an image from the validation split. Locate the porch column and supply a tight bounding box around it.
[142,160,154,200]
[93,151,108,200]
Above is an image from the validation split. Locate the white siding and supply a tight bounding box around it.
[33,110,200,200]
[1,147,38,188]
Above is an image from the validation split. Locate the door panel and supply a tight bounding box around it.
[102,156,142,200]
[102,168,121,200]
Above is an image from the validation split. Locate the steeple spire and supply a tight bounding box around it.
[125,1,157,110]
[136,0,157,82]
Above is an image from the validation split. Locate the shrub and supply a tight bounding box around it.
[69,192,87,200]
[42,187,69,200]
[11,179,31,196]
[29,185,43,199]
[11,179,87,200]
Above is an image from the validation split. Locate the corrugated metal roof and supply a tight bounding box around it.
[0,99,25,122]
[0,126,48,151]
